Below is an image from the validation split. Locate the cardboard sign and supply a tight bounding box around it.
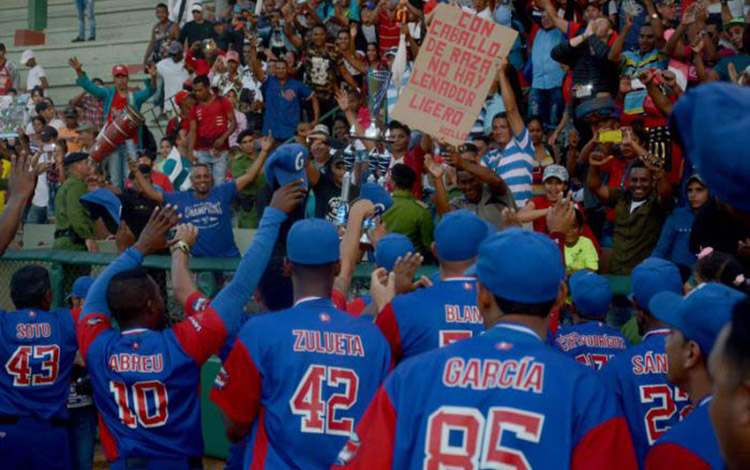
[391,4,518,146]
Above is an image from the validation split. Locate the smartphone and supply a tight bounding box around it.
[599,130,623,144]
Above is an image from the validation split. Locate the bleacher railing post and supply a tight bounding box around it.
[28,0,48,32]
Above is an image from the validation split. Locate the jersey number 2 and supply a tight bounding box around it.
[425,406,545,470]
[110,380,169,429]
[5,345,60,387]
[290,365,359,436]
[640,384,690,445]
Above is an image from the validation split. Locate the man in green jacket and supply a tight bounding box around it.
[68,57,157,190]
[383,163,434,262]
[231,130,272,228]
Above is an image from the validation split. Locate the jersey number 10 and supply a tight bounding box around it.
[289,365,359,436]
[110,380,169,429]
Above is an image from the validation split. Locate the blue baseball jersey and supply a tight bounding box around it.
[645,397,724,470]
[0,308,78,420]
[334,322,638,470]
[211,298,392,470]
[375,277,485,363]
[77,208,287,463]
[555,320,630,370]
[601,328,693,469]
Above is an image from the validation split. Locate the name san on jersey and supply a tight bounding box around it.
[631,351,668,376]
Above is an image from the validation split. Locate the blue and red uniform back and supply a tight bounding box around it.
[77,207,287,469]
[211,297,392,470]
[375,276,485,363]
[645,396,723,470]
[0,306,78,469]
[334,322,638,470]
[555,320,630,370]
[601,328,692,469]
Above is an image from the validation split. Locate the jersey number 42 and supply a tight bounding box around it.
[289,365,359,436]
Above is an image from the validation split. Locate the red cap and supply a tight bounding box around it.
[225,50,240,63]
[111,64,129,77]
[175,90,189,106]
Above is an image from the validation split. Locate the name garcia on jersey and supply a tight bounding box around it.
[442,356,544,393]
[631,352,668,375]
[292,329,365,357]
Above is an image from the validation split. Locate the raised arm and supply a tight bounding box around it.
[128,159,165,204]
[68,57,109,100]
[335,91,374,151]
[534,0,570,35]
[334,199,374,294]
[586,152,613,203]
[235,134,273,191]
[497,58,524,137]
[284,10,304,49]
[608,16,633,63]
[424,154,450,216]
[447,150,509,196]
[170,224,200,309]
[0,153,37,255]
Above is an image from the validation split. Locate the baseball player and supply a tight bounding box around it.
[76,182,304,470]
[374,210,489,363]
[334,228,638,470]
[210,218,392,469]
[601,258,693,469]
[0,265,79,469]
[644,283,746,469]
[555,271,630,369]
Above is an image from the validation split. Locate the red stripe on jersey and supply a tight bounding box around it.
[250,408,269,470]
[374,304,403,363]
[210,341,262,425]
[98,411,118,462]
[645,443,712,470]
[572,417,638,470]
[77,313,112,362]
[332,385,396,470]
[172,306,228,365]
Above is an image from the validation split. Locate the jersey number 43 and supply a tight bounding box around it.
[5,345,60,387]
[289,365,359,436]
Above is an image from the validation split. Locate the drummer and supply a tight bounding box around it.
[67,57,157,190]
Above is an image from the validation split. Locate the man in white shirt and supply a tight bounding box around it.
[157,42,189,115]
[20,50,48,92]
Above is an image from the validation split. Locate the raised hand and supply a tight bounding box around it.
[370,267,396,313]
[393,252,425,294]
[7,152,37,202]
[171,223,199,248]
[423,154,445,179]
[546,193,576,234]
[134,204,181,256]
[589,151,614,167]
[269,179,307,214]
[260,132,274,153]
[68,57,83,71]
[115,221,135,253]
[501,208,522,229]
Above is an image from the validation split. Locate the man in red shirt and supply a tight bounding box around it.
[188,74,237,185]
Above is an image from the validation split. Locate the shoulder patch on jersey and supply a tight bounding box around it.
[214,366,229,390]
[192,296,209,313]
[319,313,331,323]
[334,432,361,465]
[495,341,514,351]
[86,317,103,325]
[28,311,36,318]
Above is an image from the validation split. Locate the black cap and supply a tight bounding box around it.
[459,143,479,154]
[41,126,58,142]
[64,152,89,166]
[35,102,49,114]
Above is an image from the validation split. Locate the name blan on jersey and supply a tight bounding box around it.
[16,323,51,339]
[445,305,482,324]
[631,352,668,375]
[442,356,545,393]
[292,329,365,357]
[109,353,165,373]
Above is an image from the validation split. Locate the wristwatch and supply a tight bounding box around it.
[651,12,659,19]
[170,240,191,255]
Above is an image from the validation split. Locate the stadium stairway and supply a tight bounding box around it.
[2,0,216,138]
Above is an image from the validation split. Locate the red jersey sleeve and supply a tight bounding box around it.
[76,312,113,362]
[183,291,210,318]
[645,443,712,470]
[210,340,262,425]
[374,304,403,363]
[332,289,347,311]
[171,306,229,365]
[572,417,638,470]
[331,385,396,470]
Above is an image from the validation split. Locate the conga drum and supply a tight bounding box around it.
[89,105,145,162]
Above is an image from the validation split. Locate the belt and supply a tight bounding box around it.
[123,457,203,470]
[0,415,68,427]
[54,229,85,244]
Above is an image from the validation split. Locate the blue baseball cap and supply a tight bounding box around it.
[475,228,565,303]
[359,182,393,213]
[671,82,750,211]
[569,271,612,318]
[287,218,339,265]
[435,210,489,262]
[650,282,746,356]
[81,188,122,234]
[374,233,414,271]
[630,258,683,310]
[65,276,95,301]
[264,143,309,189]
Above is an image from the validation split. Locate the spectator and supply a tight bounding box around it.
[212,50,243,96]
[428,148,516,230]
[248,47,319,141]
[188,75,237,185]
[131,150,173,193]
[161,129,193,191]
[231,131,273,228]
[166,90,194,138]
[529,12,567,132]
[308,150,351,222]
[382,163,433,260]
[710,23,750,81]
[114,162,160,238]
[27,126,59,224]
[69,78,105,132]
[609,17,668,77]
[483,59,535,208]
[178,3,216,50]
[53,152,98,251]
[144,3,180,67]
[652,174,709,280]
[565,205,600,273]
[19,50,48,92]
[528,116,557,194]
[58,107,83,153]
[519,164,569,231]
[0,43,20,94]
[169,0,201,26]
[68,57,157,189]
[73,0,96,42]
[35,102,64,131]
[689,250,748,293]
[156,42,190,116]
[76,123,97,153]
[213,18,243,53]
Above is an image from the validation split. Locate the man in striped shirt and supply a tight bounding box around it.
[482,58,535,207]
